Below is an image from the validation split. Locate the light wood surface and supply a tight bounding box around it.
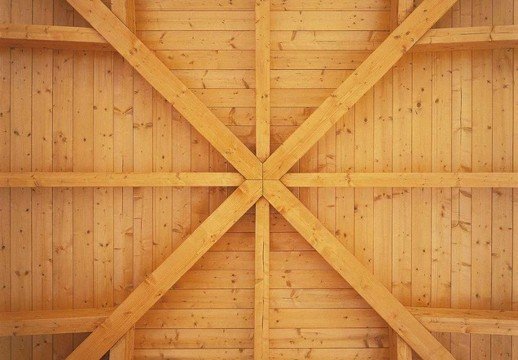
[0,172,244,187]
[282,172,518,188]
[67,181,261,359]
[65,0,262,179]
[263,0,458,179]
[263,180,455,360]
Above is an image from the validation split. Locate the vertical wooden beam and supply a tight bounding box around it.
[255,0,270,162]
[109,326,135,359]
[255,0,270,358]
[254,198,269,359]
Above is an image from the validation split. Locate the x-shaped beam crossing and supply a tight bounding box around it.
[64,0,459,359]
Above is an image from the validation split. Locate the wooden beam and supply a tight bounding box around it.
[255,0,270,162]
[0,24,110,50]
[65,0,262,179]
[109,327,135,360]
[0,172,244,188]
[414,24,518,52]
[263,180,454,360]
[409,307,518,336]
[2,24,518,55]
[0,308,112,336]
[254,0,270,357]
[2,306,517,337]
[254,198,270,359]
[282,172,518,188]
[111,0,136,32]
[262,0,458,179]
[67,180,262,359]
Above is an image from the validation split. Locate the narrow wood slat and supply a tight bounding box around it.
[67,181,261,359]
[263,0,458,179]
[0,172,244,187]
[263,180,454,360]
[255,199,270,359]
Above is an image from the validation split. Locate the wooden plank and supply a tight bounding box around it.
[10,4,33,353]
[491,1,514,358]
[450,0,472,357]
[0,172,244,187]
[282,172,518,188]
[471,0,492,358]
[67,180,261,359]
[109,327,135,360]
[263,0,458,179]
[0,1,10,354]
[263,180,454,360]
[66,0,261,179]
[31,0,53,358]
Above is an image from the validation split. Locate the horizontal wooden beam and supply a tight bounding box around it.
[0,172,244,187]
[0,24,110,50]
[282,172,518,188]
[0,308,112,336]
[2,24,518,54]
[409,307,518,336]
[2,306,517,337]
[414,24,518,52]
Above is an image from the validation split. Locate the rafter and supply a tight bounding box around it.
[65,0,261,179]
[263,180,454,360]
[262,0,458,179]
[282,172,518,188]
[0,172,244,187]
[66,180,262,359]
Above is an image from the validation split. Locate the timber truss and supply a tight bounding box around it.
[2,0,518,359]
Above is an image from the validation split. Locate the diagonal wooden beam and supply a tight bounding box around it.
[263,180,455,360]
[67,180,262,359]
[262,0,458,179]
[65,0,261,179]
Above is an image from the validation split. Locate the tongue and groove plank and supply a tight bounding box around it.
[67,181,261,359]
[65,0,261,179]
[263,180,455,360]
[262,0,459,179]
